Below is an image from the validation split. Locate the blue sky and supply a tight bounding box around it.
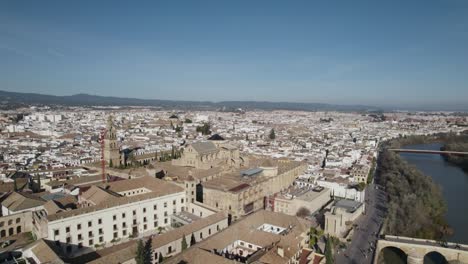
[1,0,468,108]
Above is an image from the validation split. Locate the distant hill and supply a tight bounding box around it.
[0,90,377,112]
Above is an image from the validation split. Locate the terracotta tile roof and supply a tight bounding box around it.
[29,239,65,264]
[87,212,227,264]
[47,177,183,221]
[2,192,46,212]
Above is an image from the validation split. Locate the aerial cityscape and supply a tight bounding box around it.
[1,1,468,264]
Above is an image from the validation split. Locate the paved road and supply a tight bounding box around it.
[335,181,387,264]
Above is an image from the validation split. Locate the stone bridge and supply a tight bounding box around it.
[374,235,468,264]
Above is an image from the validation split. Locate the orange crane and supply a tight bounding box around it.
[99,128,107,183]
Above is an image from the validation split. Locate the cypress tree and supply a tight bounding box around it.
[269,128,276,140]
[135,239,145,264]
[181,234,188,250]
[13,178,18,192]
[144,238,152,264]
[325,235,334,264]
[36,174,41,193]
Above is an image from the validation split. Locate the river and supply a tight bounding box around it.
[400,143,468,244]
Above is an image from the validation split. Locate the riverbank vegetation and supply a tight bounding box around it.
[440,131,468,173]
[377,139,451,240]
[385,130,468,173]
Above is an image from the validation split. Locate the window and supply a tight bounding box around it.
[143,217,147,223]
[15,218,20,224]
[217,225,220,231]
[89,239,93,246]
[133,219,137,225]
[153,204,157,210]
[113,232,118,238]
[144,224,147,230]
[133,210,136,216]
[78,234,82,240]
[78,242,83,248]
[173,208,176,214]
[99,236,103,243]
[164,218,168,224]
[173,200,176,205]
[154,214,158,220]
[208,228,211,235]
[122,213,126,218]
[88,221,92,227]
[154,221,158,227]
[181,198,184,203]
[66,227,70,233]
[122,223,127,228]
[123,230,127,236]
[168,246,173,253]
[164,211,168,217]
[143,208,146,213]
[77,224,81,230]
[164,202,167,208]
[113,215,117,221]
[200,233,203,239]
[113,224,117,231]
[98,218,102,224]
[88,231,93,237]
[66,237,71,243]
[54,229,59,236]
[99,228,103,235]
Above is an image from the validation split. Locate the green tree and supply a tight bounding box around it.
[144,238,152,264]
[269,128,276,140]
[181,234,188,250]
[35,174,42,193]
[135,239,145,264]
[325,235,334,264]
[196,123,211,135]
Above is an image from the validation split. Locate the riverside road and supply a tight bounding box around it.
[335,180,388,264]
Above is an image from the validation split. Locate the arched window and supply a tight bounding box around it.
[0,230,6,237]
[17,226,21,233]
[9,228,14,236]
[16,218,20,224]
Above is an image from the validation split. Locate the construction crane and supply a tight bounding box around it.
[99,128,107,183]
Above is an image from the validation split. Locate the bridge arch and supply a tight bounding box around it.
[379,246,408,264]
[423,251,448,264]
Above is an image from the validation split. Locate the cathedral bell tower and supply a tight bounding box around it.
[104,116,121,167]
